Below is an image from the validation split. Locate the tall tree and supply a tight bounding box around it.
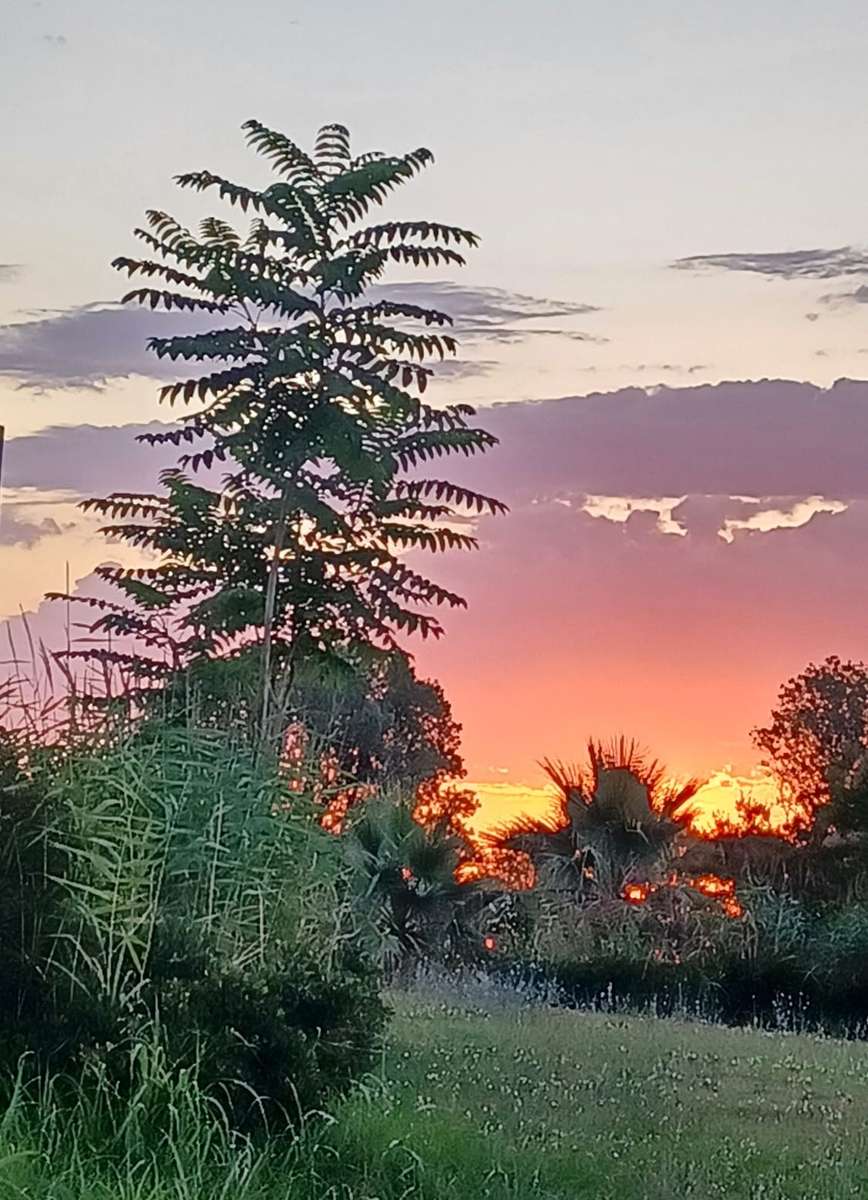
[752,655,868,840]
[61,121,504,735]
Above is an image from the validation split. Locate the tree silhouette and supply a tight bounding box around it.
[752,655,868,841]
[486,738,701,896]
[56,121,504,736]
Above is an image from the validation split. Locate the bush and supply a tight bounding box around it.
[153,950,384,1131]
[0,723,386,1132]
[494,885,868,1035]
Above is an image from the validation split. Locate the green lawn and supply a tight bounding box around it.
[313,998,868,1199]
[3,999,868,1199]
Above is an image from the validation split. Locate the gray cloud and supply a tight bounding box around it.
[673,246,868,281]
[471,327,606,345]
[820,284,868,308]
[4,422,172,493]
[0,303,222,389]
[0,506,62,548]
[374,281,600,326]
[0,266,21,283]
[371,282,605,344]
[616,362,708,376]
[0,282,604,390]
[432,359,499,381]
[41,34,67,46]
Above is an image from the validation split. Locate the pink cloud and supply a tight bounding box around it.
[6,377,868,787]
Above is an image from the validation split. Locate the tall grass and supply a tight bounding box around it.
[1,710,387,1141]
[46,724,353,1004]
[0,1047,276,1200]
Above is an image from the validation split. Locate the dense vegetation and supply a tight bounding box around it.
[0,723,385,1132]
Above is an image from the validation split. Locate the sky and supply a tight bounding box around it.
[4,0,868,826]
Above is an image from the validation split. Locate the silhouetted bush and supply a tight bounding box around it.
[492,889,868,1035]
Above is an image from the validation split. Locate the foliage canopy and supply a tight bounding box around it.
[62,120,504,725]
[752,655,868,839]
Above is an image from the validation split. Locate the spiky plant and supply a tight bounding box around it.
[346,798,475,972]
[55,120,505,736]
[486,738,702,896]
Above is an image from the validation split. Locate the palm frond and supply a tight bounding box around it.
[539,757,587,800]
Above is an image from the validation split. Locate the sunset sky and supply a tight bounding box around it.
[4,0,868,827]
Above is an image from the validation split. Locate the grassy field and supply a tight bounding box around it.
[2,999,868,1199]
[317,999,868,1199]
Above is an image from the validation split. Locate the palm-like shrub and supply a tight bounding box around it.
[346,799,476,972]
[490,738,702,896]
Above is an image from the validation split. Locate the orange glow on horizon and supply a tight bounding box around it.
[455,769,789,904]
[463,767,792,841]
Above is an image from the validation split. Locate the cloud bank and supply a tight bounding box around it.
[674,246,868,310]
[7,378,868,503]
[0,283,603,390]
[674,246,868,281]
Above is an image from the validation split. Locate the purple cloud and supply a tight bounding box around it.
[674,246,868,281]
[4,423,175,493]
[8,378,868,506]
[447,378,868,503]
[0,506,62,548]
[0,303,220,390]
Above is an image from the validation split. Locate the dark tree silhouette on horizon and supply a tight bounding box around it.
[752,655,868,842]
[485,737,702,895]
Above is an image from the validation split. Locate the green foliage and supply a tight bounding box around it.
[290,652,467,799]
[149,951,383,1133]
[510,876,740,972]
[495,882,868,1033]
[0,725,385,1132]
[0,731,61,1030]
[61,120,504,718]
[753,655,868,839]
[346,799,476,972]
[152,646,472,822]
